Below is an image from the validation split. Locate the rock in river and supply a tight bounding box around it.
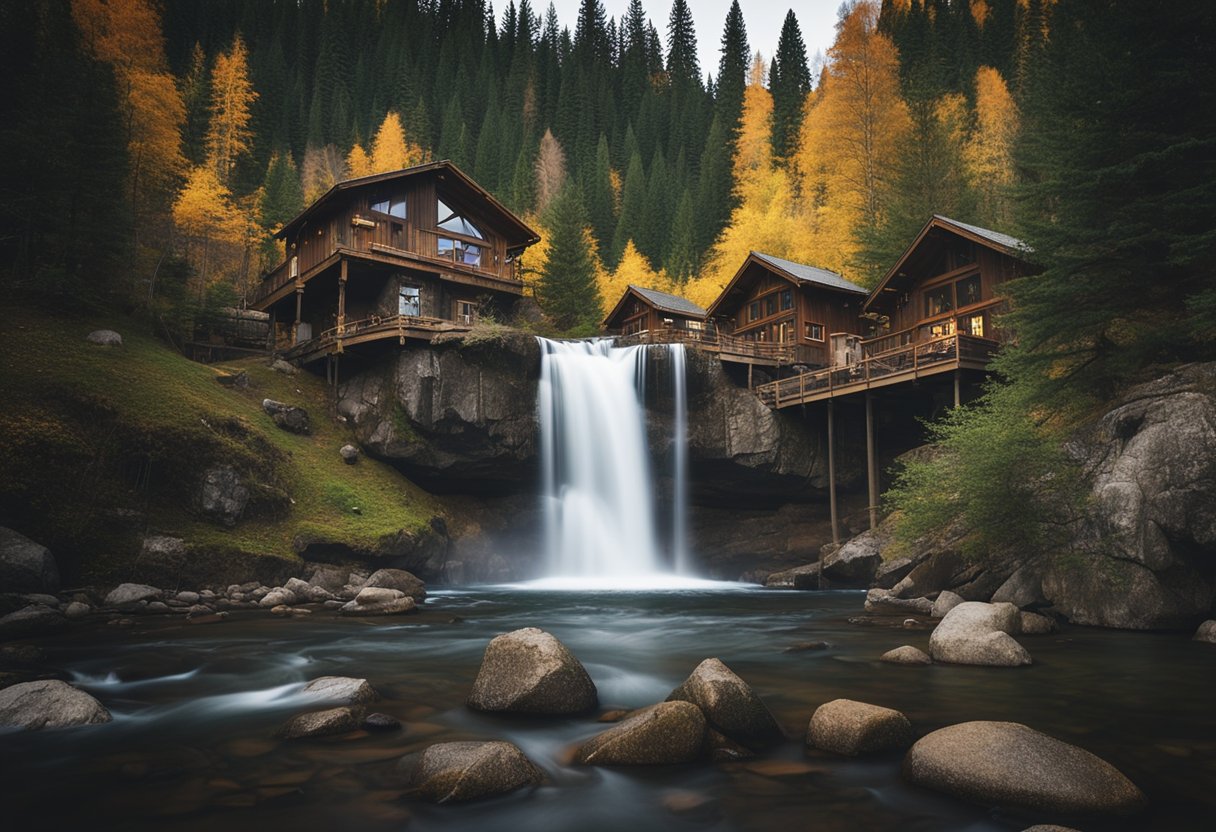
[929,601,1031,667]
[299,676,378,705]
[575,701,706,766]
[0,604,67,638]
[363,568,427,601]
[103,583,162,608]
[903,721,1146,817]
[278,706,362,739]
[667,658,783,749]
[468,627,597,714]
[402,741,542,803]
[338,586,417,616]
[1194,620,1216,643]
[0,680,112,730]
[880,645,932,665]
[806,699,914,756]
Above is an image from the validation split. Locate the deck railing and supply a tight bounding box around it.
[755,333,999,408]
[614,326,799,363]
[284,313,460,359]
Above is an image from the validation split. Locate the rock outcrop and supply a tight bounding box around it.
[402,741,542,803]
[666,658,783,749]
[903,721,1146,817]
[363,568,427,601]
[806,699,914,756]
[820,527,887,586]
[467,628,598,714]
[929,602,1031,666]
[0,527,59,594]
[0,680,112,730]
[575,701,706,765]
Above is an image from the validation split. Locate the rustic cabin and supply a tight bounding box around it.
[603,285,706,341]
[250,160,539,367]
[704,251,868,367]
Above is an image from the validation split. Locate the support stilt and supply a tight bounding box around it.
[748,364,753,390]
[866,391,878,530]
[828,399,839,545]
[293,282,303,344]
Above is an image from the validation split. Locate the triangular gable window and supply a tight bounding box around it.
[437,198,485,240]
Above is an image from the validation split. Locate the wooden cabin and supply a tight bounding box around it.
[756,215,1037,409]
[603,285,706,340]
[704,251,869,366]
[862,214,1035,355]
[251,160,539,365]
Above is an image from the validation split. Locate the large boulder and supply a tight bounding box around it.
[821,528,885,586]
[903,721,1146,817]
[299,676,378,705]
[198,465,249,527]
[467,628,597,714]
[278,706,362,739]
[85,329,122,346]
[666,658,783,749]
[363,568,427,601]
[0,527,59,594]
[0,605,67,638]
[261,399,311,434]
[1194,620,1216,643]
[929,602,1031,667]
[0,680,112,730]
[806,699,914,756]
[402,741,541,803]
[930,590,965,619]
[338,586,416,616]
[865,588,933,617]
[575,701,706,765]
[763,562,821,590]
[103,583,162,608]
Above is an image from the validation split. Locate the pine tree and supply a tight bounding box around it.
[769,10,811,162]
[180,42,210,164]
[259,151,304,231]
[611,150,646,264]
[638,147,669,266]
[665,0,699,86]
[694,114,733,259]
[715,0,750,137]
[585,134,617,266]
[666,187,698,282]
[537,181,602,333]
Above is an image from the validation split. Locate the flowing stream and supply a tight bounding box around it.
[536,338,691,586]
[4,591,1214,831]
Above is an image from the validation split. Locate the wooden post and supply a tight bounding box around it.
[954,369,962,408]
[866,391,878,530]
[828,399,840,545]
[292,282,303,344]
[337,259,348,336]
[748,364,753,391]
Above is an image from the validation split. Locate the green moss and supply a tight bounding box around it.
[0,306,438,578]
[391,400,420,443]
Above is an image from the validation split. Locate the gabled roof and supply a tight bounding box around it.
[705,251,867,318]
[603,285,706,326]
[274,159,539,249]
[864,215,1034,312]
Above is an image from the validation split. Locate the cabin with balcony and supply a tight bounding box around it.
[603,285,706,343]
[704,252,869,367]
[251,160,539,366]
[756,215,1037,408]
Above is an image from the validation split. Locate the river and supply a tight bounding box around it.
[3,587,1214,830]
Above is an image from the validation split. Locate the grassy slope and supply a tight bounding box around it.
[0,305,437,582]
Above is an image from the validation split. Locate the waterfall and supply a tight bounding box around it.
[536,338,690,582]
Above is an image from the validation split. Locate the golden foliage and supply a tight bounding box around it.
[369,111,425,173]
[345,144,374,179]
[172,165,251,287]
[206,35,258,186]
[963,66,1019,225]
[971,0,991,29]
[534,129,567,216]
[734,53,773,180]
[599,241,672,317]
[301,145,347,203]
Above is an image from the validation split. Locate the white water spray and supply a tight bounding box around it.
[537,338,691,582]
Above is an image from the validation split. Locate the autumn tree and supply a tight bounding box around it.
[371,111,425,173]
[172,165,246,289]
[534,128,567,215]
[963,66,1019,227]
[206,35,257,187]
[345,143,374,178]
[599,240,672,317]
[796,0,911,284]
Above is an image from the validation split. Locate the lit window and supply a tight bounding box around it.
[437,198,484,239]
[399,286,420,317]
[687,320,704,331]
[967,315,984,336]
[805,322,824,341]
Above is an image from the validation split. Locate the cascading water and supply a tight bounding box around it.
[536,338,691,584]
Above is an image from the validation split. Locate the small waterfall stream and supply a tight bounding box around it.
[536,338,691,584]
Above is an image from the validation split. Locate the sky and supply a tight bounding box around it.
[541,1,843,83]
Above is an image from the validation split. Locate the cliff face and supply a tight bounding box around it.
[335,337,867,578]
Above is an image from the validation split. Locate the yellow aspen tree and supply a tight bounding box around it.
[534,129,567,215]
[734,53,774,180]
[599,241,672,317]
[795,0,910,283]
[963,66,1020,226]
[206,35,258,187]
[345,144,374,178]
[172,165,245,289]
[370,112,424,173]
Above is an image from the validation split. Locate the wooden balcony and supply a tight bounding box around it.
[614,326,808,365]
[755,333,999,408]
[282,313,472,364]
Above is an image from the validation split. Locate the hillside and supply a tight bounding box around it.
[0,305,441,587]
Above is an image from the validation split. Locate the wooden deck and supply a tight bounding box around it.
[614,327,801,365]
[755,334,999,408]
[282,313,471,364]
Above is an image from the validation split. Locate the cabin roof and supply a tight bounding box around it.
[273,159,540,249]
[865,214,1033,312]
[603,285,706,326]
[705,251,866,318]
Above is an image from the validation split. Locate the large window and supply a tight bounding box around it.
[925,285,954,317]
[371,194,407,219]
[956,274,982,308]
[805,322,824,341]
[437,198,484,239]
[399,286,420,317]
[780,289,793,311]
[438,237,482,267]
[749,301,760,322]
[456,300,476,325]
